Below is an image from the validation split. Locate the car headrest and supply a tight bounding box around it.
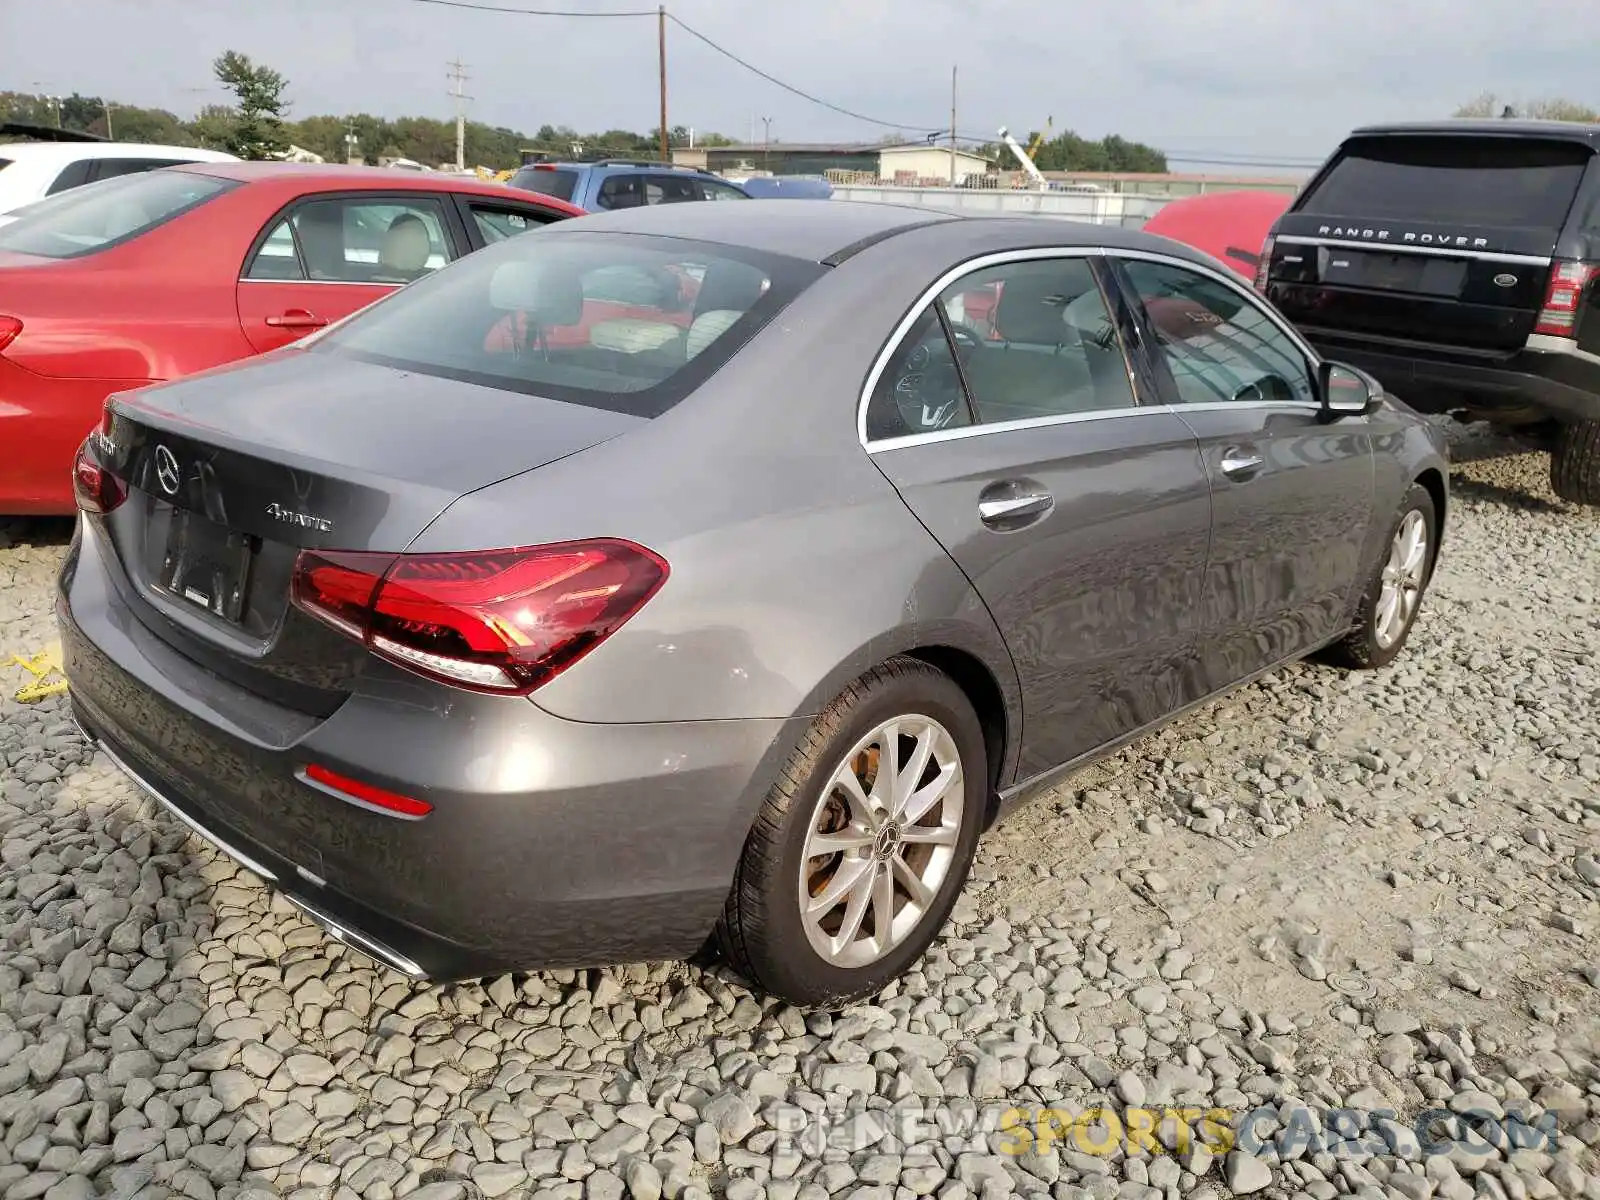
[381,214,431,274]
[995,271,1082,346]
[489,260,585,326]
[693,262,768,319]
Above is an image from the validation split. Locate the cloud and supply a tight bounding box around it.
[3,0,1594,170]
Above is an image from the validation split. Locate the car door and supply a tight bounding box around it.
[864,250,1215,781]
[236,192,466,354]
[1109,252,1376,692]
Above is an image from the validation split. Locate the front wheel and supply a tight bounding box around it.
[1550,419,1600,506]
[715,657,986,1008]
[1321,482,1438,670]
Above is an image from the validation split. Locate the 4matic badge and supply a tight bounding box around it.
[265,502,334,533]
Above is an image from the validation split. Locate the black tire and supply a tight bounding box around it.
[715,656,987,1008]
[1551,420,1600,506]
[1321,482,1438,670]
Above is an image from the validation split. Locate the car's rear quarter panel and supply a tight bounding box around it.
[405,235,1026,779]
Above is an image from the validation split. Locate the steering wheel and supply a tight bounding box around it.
[891,330,972,434]
[945,320,986,360]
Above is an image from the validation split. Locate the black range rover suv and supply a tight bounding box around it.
[1258,120,1600,505]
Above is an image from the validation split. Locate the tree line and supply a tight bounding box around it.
[2,50,1172,175]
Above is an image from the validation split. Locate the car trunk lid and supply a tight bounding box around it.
[94,350,643,714]
[1267,133,1591,354]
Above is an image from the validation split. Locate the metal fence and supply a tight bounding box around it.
[826,183,1171,228]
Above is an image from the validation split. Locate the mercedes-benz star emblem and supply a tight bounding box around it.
[154,445,180,496]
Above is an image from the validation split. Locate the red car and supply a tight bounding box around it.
[0,162,583,514]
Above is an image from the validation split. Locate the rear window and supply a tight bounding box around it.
[313,229,824,418]
[510,167,579,203]
[1300,135,1590,228]
[0,169,233,259]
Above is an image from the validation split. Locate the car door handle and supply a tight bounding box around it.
[264,310,329,329]
[978,492,1053,526]
[1220,447,1265,479]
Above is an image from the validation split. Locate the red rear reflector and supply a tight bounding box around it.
[291,539,668,695]
[1534,259,1598,337]
[0,316,20,355]
[72,440,126,515]
[302,763,433,818]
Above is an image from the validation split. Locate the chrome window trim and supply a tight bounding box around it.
[859,246,1340,454]
[1275,234,1552,268]
[858,246,1138,451]
[237,277,406,287]
[868,404,1150,453]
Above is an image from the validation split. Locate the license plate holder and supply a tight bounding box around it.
[155,507,255,624]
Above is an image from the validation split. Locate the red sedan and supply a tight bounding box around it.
[0,162,583,514]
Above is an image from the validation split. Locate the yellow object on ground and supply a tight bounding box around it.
[11,640,67,703]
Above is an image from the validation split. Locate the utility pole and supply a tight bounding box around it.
[657,6,670,163]
[761,117,773,170]
[104,101,114,139]
[949,65,958,185]
[447,58,472,172]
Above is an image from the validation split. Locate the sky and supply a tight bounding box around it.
[3,0,1595,174]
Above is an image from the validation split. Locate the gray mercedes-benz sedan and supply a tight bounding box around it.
[58,201,1449,1007]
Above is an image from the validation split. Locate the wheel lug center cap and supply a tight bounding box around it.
[874,824,902,861]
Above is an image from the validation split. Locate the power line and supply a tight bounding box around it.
[665,13,947,136]
[385,0,1327,167]
[398,0,655,13]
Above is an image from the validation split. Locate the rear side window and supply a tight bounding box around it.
[0,158,12,172]
[510,167,579,202]
[314,230,824,418]
[0,170,233,259]
[45,160,94,196]
[91,158,187,182]
[1300,135,1590,228]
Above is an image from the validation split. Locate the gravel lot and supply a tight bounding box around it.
[1,422,1597,1200]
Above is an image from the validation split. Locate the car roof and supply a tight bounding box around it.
[1347,118,1600,146]
[178,159,573,202]
[555,198,1217,267]
[0,141,238,163]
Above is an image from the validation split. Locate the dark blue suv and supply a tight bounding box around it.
[506,159,750,212]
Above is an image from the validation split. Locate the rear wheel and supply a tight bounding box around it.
[716,657,986,1008]
[1550,419,1600,505]
[1321,482,1437,670]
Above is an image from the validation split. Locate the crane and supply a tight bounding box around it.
[997,126,1048,190]
[1026,118,1053,161]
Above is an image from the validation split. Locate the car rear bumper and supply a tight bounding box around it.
[1303,330,1600,423]
[58,519,799,982]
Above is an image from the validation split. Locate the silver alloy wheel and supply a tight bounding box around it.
[798,715,966,969]
[1375,508,1428,649]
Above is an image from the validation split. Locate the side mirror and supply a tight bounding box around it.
[1318,360,1379,419]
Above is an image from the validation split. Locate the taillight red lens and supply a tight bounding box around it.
[291,539,668,694]
[0,316,21,355]
[1253,235,1275,294]
[72,440,126,515]
[1534,259,1598,337]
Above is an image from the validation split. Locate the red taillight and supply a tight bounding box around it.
[72,440,126,515]
[0,316,20,355]
[1253,234,1275,294]
[1534,259,1599,337]
[292,539,668,694]
[301,763,433,818]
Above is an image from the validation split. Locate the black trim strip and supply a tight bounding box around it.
[821,215,965,268]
